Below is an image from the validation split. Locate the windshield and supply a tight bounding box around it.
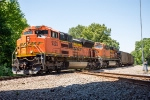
[24,31,32,35]
[94,44,103,49]
[35,30,48,34]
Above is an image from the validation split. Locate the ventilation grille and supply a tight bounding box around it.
[61,44,68,48]
[62,51,69,54]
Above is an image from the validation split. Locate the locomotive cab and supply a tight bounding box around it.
[94,42,105,57]
[94,42,118,59]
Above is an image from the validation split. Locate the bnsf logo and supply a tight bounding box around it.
[20,42,43,47]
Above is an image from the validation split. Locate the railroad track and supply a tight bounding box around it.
[0,75,32,81]
[1,69,150,87]
[80,71,150,86]
[0,70,74,81]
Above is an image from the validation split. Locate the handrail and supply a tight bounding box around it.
[33,44,45,69]
[12,47,17,65]
[33,44,43,54]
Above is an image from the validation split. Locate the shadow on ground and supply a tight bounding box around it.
[0,79,150,100]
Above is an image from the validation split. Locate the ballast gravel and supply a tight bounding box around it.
[96,65,150,76]
[0,66,150,100]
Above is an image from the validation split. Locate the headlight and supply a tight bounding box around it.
[30,50,33,54]
[15,52,18,55]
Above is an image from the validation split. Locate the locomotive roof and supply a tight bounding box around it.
[77,38,94,43]
[59,32,69,35]
[72,38,82,42]
[26,25,59,32]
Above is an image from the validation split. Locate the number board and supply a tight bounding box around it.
[52,41,58,46]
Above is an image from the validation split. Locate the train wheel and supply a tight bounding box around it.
[116,62,119,67]
[103,62,108,68]
[119,63,122,67]
[46,69,52,74]
[37,70,43,74]
[49,69,52,73]
[56,68,61,74]
[79,68,83,72]
[75,69,83,72]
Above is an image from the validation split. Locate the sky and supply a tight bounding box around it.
[18,0,150,53]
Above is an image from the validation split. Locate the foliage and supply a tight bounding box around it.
[68,23,120,49]
[0,0,28,76]
[0,63,13,76]
[131,38,150,65]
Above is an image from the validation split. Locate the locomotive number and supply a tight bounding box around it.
[52,41,58,46]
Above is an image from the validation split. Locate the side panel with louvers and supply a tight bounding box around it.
[61,44,68,48]
[61,50,69,54]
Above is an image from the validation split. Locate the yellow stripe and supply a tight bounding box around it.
[17,54,36,57]
[17,52,62,57]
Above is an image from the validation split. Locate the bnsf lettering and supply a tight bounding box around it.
[52,41,58,46]
[20,42,42,47]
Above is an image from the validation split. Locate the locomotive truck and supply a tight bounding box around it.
[12,25,134,74]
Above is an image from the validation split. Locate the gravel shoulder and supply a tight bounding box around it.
[0,66,150,100]
[96,65,150,76]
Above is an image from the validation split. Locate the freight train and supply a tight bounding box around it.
[12,25,134,74]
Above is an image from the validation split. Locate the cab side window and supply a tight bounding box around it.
[24,31,32,35]
[51,31,58,38]
[94,44,103,49]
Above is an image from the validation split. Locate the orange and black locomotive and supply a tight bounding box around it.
[12,25,134,74]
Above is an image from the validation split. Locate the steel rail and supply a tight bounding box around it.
[80,72,150,86]
[0,70,74,81]
[0,75,32,81]
[96,72,150,78]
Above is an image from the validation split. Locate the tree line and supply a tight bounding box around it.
[131,38,150,65]
[68,23,120,50]
[0,0,28,76]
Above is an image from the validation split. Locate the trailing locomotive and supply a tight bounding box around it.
[12,25,134,74]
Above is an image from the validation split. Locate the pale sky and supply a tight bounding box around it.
[18,0,150,53]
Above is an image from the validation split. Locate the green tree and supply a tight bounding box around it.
[131,38,150,65]
[0,0,28,76]
[68,24,85,38]
[68,23,119,49]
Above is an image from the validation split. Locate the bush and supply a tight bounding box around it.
[0,63,13,76]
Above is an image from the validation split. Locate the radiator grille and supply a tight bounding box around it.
[62,51,69,54]
[61,44,68,48]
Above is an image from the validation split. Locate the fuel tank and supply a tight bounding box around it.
[68,62,88,69]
